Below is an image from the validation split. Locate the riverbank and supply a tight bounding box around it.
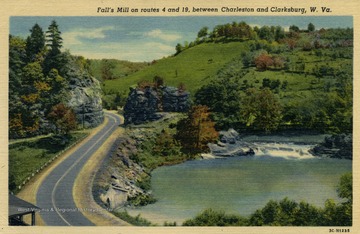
[93,119,352,225]
[93,113,190,222]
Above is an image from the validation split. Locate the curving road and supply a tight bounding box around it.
[36,112,121,226]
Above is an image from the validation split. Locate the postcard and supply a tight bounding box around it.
[1,0,359,234]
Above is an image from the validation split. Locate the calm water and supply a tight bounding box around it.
[127,144,352,225]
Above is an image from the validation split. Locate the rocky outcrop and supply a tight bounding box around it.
[208,129,255,157]
[162,86,190,112]
[310,134,352,159]
[124,86,190,125]
[95,136,154,209]
[67,72,104,128]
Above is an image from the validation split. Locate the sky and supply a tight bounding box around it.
[10,16,353,62]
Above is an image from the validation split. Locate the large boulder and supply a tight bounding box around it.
[310,134,352,159]
[67,72,104,128]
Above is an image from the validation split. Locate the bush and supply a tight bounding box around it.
[183,208,247,226]
[114,210,153,226]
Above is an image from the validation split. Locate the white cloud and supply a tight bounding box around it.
[69,40,175,62]
[143,29,181,42]
[62,26,115,46]
[62,27,180,61]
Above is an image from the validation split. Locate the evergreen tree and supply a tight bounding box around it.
[308,23,315,32]
[25,23,45,62]
[44,20,63,74]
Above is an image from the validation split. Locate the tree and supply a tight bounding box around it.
[48,103,77,135]
[46,20,62,54]
[336,173,352,226]
[308,23,315,32]
[258,26,274,42]
[152,129,182,157]
[274,26,285,41]
[175,105,218,154]
[26,23,45,62]
[44,20,63,74]
[9,36,26,102]
[183,208,247,226]
[175,43,183,55]
[240,88,282,132]
[44,68,67,111]
[272,56,285,69]
[197,26,209,40]
[101,59,116,80]
[254,53,273,71]
[21,62,46,103]
[289,25,300,32]
[337,172,352,203]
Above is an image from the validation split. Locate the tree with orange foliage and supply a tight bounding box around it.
[254,53,273,71]
[48,103,77,135]
[175,105,218,154]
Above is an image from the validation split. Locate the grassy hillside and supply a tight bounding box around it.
[89,59,149,81]
[101,42,351,100]
[241,47,352,102]
[102,42,250,95]
[98,26,352,133]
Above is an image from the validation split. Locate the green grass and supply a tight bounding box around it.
[101,41,351,103]
[9,133,87,193]
[103,42,250,95]
[89,59,148,81]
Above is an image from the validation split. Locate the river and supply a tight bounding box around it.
[126,141,352,225]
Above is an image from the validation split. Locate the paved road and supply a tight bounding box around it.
[36,112,121,226]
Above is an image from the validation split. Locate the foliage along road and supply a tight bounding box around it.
[36,112,121,226]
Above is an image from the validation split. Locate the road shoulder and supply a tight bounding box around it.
[73,117,131,226]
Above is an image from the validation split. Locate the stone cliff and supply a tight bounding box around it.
[124,86,190,125]
[67,72,104,128]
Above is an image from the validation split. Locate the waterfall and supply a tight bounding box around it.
[208,139,316,160]
[250,142,315,159]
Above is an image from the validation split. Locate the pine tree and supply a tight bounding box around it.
[25,23,45,62]
[44,20,63,74]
